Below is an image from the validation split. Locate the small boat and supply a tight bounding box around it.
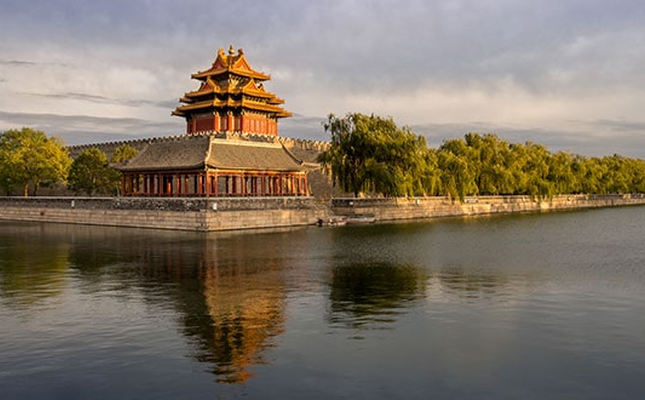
[317,216,347,227]
[345,213,376,224]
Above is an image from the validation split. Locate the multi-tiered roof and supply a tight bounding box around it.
[172,45,292,136]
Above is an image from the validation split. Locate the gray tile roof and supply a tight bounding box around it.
[207,139,303,171]
[117,135,304,172]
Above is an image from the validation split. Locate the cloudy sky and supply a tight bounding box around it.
[1,0,645,157]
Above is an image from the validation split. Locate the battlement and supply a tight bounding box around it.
[68,131,330,160]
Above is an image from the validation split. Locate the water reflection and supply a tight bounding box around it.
[3,209,645,398]
[436,267,517,300]
[92,231,288,384]
[328,261,426,330]
[0,223,288,385]
[199,258,285,383]
[0,224,70,309]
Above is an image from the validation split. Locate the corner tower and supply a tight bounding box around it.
[172,45,292,136]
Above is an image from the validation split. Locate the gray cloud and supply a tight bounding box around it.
[280,114,327,141]
[0,60,38,66]
[22,92,177,109]
[0,110,183,145]
[1,0,645,158]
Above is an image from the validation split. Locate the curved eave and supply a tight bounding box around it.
[191,68,270,81]
[173,99,292,115]
[117,162,206,173]
[181,86,279,100]
[205,164,304,172]
[276,111,293,118]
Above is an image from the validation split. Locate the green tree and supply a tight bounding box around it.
[0,157,16,195]
[421,149,442,196]
[68,148,119,196]
[318,113,428,197]
[547,151,576,195]
[0,127,71,196]
[436,138,478,200]
[463,133,515,195]
[110,144,138,164]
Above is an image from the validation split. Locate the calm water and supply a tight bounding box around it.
[1,207,645,399]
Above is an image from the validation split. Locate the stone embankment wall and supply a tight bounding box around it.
[2,194,644,232]
[331,194,645,221]
[0,197,326,232]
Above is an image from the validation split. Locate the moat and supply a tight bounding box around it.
[1,206,645,399]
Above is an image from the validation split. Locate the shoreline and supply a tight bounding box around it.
[1,194,644,232]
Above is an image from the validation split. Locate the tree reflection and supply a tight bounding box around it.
[328,261,426,330]
[0,224,70,309]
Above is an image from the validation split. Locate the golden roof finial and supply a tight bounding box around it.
[228,44,235,56]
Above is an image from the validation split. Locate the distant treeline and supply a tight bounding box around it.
[0,127,138,196]
[318,113,645,200]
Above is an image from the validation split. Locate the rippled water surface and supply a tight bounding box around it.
[1,207,645,399]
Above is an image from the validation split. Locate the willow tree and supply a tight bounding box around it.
[436,138,478,200]
[318,113,428,197]
[0,127,71,196]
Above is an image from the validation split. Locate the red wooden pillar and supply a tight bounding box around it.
[227,112,233,133]
[211,173,218,197]
[197,173,202,196]
[121,174,127,196]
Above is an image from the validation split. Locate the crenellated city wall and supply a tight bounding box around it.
[68,131,330,161]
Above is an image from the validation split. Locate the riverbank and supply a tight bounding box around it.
[1,194,644,231]
[332,194,645,222]
[0,197,323,231]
